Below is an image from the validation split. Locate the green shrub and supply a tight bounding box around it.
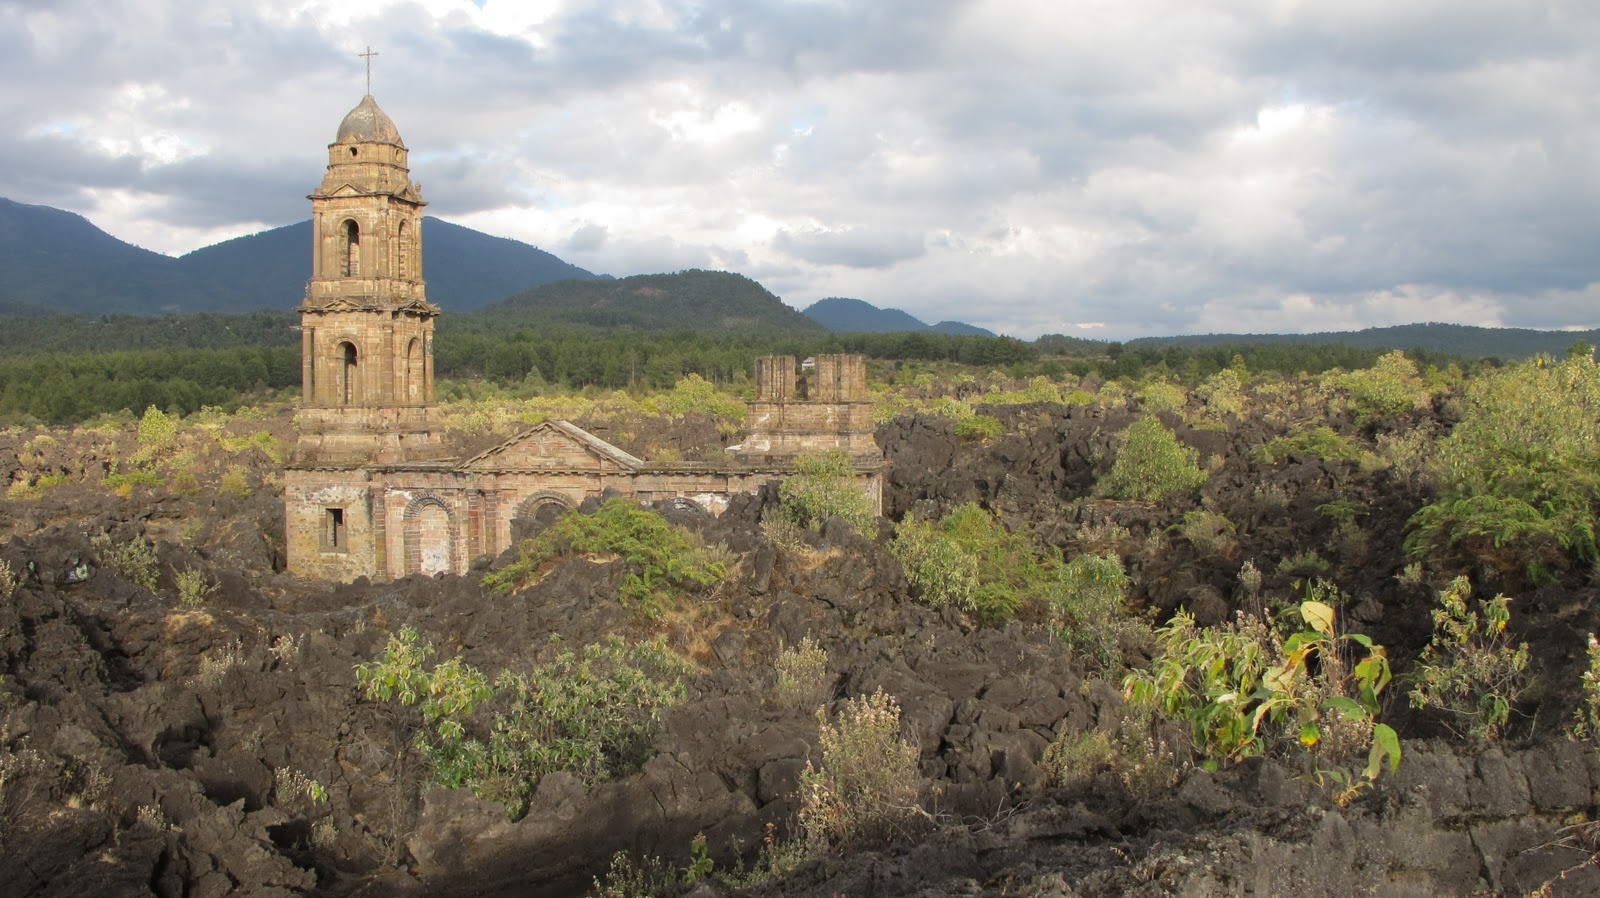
[1277,548,1331,578]
[1042,705,1182,796]
[483,498,726,618]
[1571,633,1600,744]
[220,465,252,499]
[953,413,1004,441]
[1407,577,1529,740]
[1173,509,1237,557]
[661,373,747,422]
[1046,553,1142,672]
[774,637,831,712]
[591,851,678,898]
[1135,381,1187,414]
[136,405,178,454]
[1095,416,1207,502]
[90,531,159,591]
[175,566,215,607]
[356,629,689,820]
[1193,368,1246,423]
[466,636,691,817]
[799,688,923,853]
[889,503,1036,621]
[779,450,875,533]
[889,516,979,610]
[105,470,162,495]
[1337,350,1429,422]
[1256,426,1371,466]
[1124,587,1400,797]
[1407,351,1600,577]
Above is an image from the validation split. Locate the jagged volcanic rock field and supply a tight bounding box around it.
[2,396,1598,897]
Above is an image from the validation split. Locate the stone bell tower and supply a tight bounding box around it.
[292,93,442,465]
[286,91,448,581]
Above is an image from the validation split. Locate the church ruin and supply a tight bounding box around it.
[284,94,883,581]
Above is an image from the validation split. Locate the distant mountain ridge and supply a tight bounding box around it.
[803,296,996,337]
[0,197,602,315]
[1127,322,1600,360]
[470,270,826,336]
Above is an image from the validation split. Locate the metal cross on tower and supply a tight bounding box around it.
[358,46,379,95]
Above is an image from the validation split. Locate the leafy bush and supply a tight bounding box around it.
[1256,426,1371,466]
[1135,381,1187,414]
[1192,368,1246,423]
[91,531,159,591]
[890,503,1036,621]
[356,629,690,820]
[175,566,215,607]
[953,413,1004,441]
[464,636,691,816]
[889,516,979,611]
[774,637,831,712]
[1046,553,1142,672]
[591,851,679,898]
[1337,350,1429,422]
[778,450,875,533]
[1571,634,1600,744]
[1173,509,1237,557]
[799,688,923,852]
[659,373,747,422]
[1043,705,1182,796]
[483,498,726,618]
[1125,587,1400,796]
[1095,416,1207,502]
[1408,351,1600,577]
[105,470,161,496]
[136,405,178,454]
[1407,577,1529,740]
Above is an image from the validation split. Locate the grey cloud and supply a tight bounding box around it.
[773,227,926,269]
[565,223,607,252]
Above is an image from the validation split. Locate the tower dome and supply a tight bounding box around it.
[335,94,405,147]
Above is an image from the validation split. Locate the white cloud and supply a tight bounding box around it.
[1,0,1597,338]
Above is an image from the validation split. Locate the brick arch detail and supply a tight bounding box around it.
[402,493,458,576]
[512,491,576,520]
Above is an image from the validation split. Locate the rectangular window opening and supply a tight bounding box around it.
[324,507,346,552]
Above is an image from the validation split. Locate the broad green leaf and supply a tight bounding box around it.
[1323,696,1366,718]
[1364,723,1402,780]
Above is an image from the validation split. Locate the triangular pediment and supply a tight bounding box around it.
[329,183,364,197]
[463,420,643,472]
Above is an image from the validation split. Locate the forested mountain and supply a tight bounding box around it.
[176,218,600,312]
[929,320,996,337]
[0,198,602,314]
[803,296,997,337]
[0,197,218,314]
[469,270,827,336]
[1129,322,1599,360]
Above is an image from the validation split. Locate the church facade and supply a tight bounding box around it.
[284,95,883,582]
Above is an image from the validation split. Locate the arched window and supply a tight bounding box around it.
[404,337,422,403]
[339,341,358,405]
[396,220,410,280]
[341,220,361,277]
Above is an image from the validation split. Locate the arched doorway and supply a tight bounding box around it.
[404,496,456,576]
[510,491,575,542]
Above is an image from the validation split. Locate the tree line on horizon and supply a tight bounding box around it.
[0,309,1494,425]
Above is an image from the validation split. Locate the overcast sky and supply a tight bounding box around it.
[3,0,1598,339]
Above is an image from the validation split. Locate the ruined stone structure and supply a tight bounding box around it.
[285,95,882,582]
